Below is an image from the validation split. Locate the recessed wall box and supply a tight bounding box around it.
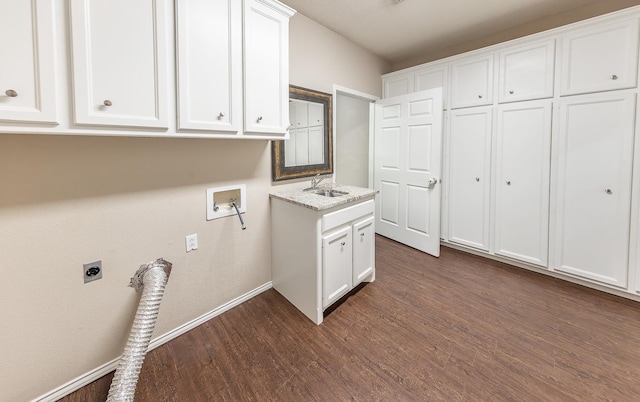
[206,184,247,221]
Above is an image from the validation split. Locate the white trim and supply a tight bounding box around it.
[32,282,273,402]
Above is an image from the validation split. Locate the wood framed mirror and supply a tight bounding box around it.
[272,85,333,181]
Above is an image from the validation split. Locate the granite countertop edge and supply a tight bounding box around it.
[269,184,378,211]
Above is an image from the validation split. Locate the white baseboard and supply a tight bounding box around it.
[33,282,273,402]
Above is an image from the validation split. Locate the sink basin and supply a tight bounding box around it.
[313,189,349,197]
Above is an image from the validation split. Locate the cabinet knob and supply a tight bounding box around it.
[506,180,511,185]
[5,89,18,97]
[509,90,514,95]
[340,242,346,246]
[360,232,365,237]
[103,100,112,107]
[218,112,225,119]
[478,95,483,99]
[605,188,613,194]
[257,116,263,122]
[610,74,619,80]
[475,177,480,182]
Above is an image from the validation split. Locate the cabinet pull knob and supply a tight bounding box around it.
[506,180,511,185]
[5,89,18,97]
[509,90,514,95]
[218,112,225,119]
[475,177,480,182]
[257,116,263,122]
[360,232,365,237]
[340,242,346,246]
[103,100,112,107]
[605,188,613,194]
[478,95,483,99]
[610,74,618,80]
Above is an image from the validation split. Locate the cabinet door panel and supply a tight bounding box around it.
[415,65,448,108]
[383,74,414,98]
[552,93,635,288]
[495,101,552,266]
[244,0,292,136]
[560,20,639,96]
[0,0,57,123]
[323,227,352,308]
[451,54,494,109]
[499,40,555,103]
[353,216,375,285]
[448,108,492,250]
[69,0,168,128]
[176,0,241,132]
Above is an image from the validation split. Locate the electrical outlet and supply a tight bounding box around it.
[186,234,198,252]
[83,260,103,283]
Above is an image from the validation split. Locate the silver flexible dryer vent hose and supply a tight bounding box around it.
[106,258,172,402]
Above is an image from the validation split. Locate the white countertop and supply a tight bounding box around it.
[269,183,378,211]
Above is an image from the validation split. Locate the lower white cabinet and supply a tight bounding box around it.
[550,92,636,288]
[271,196,376,324]
[447,107,493,251]
[494,100,552,266]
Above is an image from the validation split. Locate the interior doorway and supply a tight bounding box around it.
[332,86,378,188]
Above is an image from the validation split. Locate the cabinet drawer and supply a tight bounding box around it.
[322,199,374,232]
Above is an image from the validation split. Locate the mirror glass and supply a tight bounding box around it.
[272,85,333,181]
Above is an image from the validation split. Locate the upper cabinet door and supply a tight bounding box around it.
[175,0,242,133]
[559,19,639,96]
[498,39,555,103]
[0,0,57,124]
[243,0,295,137]
[69,0,169,128]
[450,54,494,109]
[383,74,414,98]
[414,64,449,108]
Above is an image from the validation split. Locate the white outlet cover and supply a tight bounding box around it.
[186,234,198,252]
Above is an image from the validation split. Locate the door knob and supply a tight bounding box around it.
[428,177,438,187]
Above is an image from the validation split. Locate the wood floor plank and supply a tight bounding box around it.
[60,235,640,401]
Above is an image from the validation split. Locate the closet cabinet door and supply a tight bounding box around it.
[69,0,168,128]
[551,93,635,288]
[0,0,57,123]
[498,40,555,103]
[450,54,494,109]
[448,107,492,251]
[559,19,639,96]
[494,101,552,266]
[244,0,294,137]
[383,74,414,98]
[175,0,242,133]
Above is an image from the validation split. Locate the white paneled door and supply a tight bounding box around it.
[374,89,443,256]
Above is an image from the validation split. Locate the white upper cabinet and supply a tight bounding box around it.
[383,75,414,98]
[559,19,639,96]
[69,0,169,128]
[450,53,494,109]
[0,0,57,124]
[498,39,555,103]
[551,92,635,288]
[175,0,242,133]
[415,64,449,108]
[244,0,295,137]
[494,101,552,266]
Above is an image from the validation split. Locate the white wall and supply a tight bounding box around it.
[0,9,389,402]
[335,94,372,188]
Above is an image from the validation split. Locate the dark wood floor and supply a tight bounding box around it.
[61,235,640,401]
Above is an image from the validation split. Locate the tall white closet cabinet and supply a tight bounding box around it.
[382,6,640,300]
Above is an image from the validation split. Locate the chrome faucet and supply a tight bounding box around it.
[305,173,332,191]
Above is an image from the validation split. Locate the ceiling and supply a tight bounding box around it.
[278,0,633,68]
